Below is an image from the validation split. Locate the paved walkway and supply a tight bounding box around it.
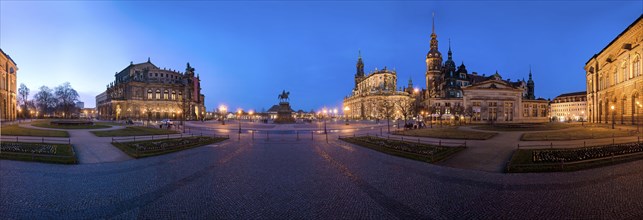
[1,136,642,219]
[15,124,133,164]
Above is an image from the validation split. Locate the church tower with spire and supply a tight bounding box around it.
[355,50,365,89]
[527,66,535,99]
[425,12,443,98]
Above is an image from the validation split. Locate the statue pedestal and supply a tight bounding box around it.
[274,102,295,124]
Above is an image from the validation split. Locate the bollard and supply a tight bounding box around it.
[311,131,314,141]
[134,136,136,142]
[517,144,520,149]
[252,131,254,140]
[550,142,553,149]
[418,138,421,144]
[583,141,585,147]
[439,140,441,147]
[464,141,467,148]
[297,131,299,141]
[380,127,383,136]
[167,134,170,140]
[401,137,404,141]
[42,137,44,143]
[325,132,328,143]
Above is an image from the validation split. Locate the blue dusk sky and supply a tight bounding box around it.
[1,1,641,112]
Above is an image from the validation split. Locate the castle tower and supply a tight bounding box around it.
[425,12,443,98]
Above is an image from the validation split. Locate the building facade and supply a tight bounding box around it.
[421,15,548,124]
[586,15,642,125]
[343,53,416,120]
[0,49,17,121]
[343,15,547,124]
[550,91,587,122]
[96,58,206,121]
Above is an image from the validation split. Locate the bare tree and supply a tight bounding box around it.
[34,86,56,117]
[395,97,415,126]
[17,84,30,119]
[54,82,79,118]
[378,98,395,133]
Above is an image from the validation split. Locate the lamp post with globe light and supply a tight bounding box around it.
[237,109,242,134]
[611,105,615,129]
[219,105,227,125]
[323,108,328,134]
[344,106,350,125]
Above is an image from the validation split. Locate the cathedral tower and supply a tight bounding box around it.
[527,67,535,99]
[425,13,443,98]
[355,50,365,89]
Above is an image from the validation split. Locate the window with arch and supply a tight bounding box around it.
[623,62,629,80]
[178,91,183,101]
[147,89,152,99]
[155,89,160,99]
[164,90,169,100]
[613,71,618,85]
[172,91,176,100]
[634,56,641,77]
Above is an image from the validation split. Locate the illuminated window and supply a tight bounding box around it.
[147,89,152,99]
[164,90,169,100]
[155,89,160,99]
[172,91,176,100]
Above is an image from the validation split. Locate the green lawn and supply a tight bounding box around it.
[0,142,77,164]
[393,128,496,140]
[521,127,635,141]
[91,126,178,137]
[474,123,577,132]
[31,120,112,129]
[112,136,228,158]
[1,124,69,137]
[340,136,465,163]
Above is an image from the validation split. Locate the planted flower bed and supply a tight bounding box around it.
[0,142,77,164]
[112,136,228,158]
[339,136,464,163]
[533,142,643,163]
[507,142,643,173]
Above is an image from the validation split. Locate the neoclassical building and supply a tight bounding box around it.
[550,91,587,122]
[96,58,206,121]
[0,49,17,121]
[585,15,642,125]
[343,53,416,120]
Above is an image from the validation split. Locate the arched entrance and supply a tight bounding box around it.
[632,92,640,125]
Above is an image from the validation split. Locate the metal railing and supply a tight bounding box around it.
[0,136,71,144]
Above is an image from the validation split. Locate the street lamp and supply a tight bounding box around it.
[323,108,328,134]
[237,109,242,134]
[343,106,350,125]
[219,105,227,125]
[637,102,642,133]
[610,105,615,129]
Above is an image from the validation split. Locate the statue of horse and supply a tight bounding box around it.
[278,90,290,102]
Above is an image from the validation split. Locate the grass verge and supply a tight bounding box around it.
[340,136,465,163]
[474,123,576,132]
[1,124,69,137]
[393,128,496,140]
[112,136,228,158]
[31,121,112,129]
[506,143,643,173]
[92,126,178,137]
[521,127,635,141]
[0,142,77,164]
